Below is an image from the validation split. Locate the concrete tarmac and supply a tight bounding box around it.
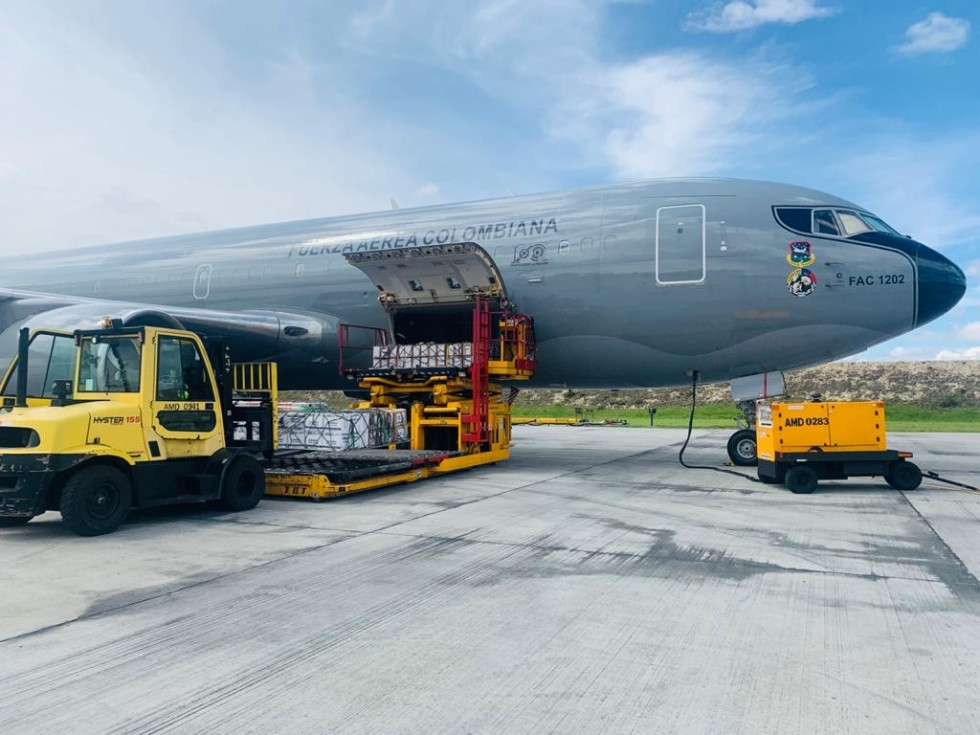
[1,428,978,734]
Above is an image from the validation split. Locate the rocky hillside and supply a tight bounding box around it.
[285,361,980,409]
[512,361,980,409]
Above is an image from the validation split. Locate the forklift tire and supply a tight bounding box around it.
[885,461,922,491]
[785,465,818,495]
[60,465,132,536]
[727,429,758,467]
[0,516,32,527]
[219,455,265,512]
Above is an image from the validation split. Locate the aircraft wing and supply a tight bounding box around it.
[0,287,340,366]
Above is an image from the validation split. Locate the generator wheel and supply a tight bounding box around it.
[886,461,922,491]
[727,429,758,467]
[0,516,32,527]
[60,465,132,536]
[219,454,265,512]
[785,465,818,495]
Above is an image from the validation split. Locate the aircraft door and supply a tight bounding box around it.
[193,264,213,300]
[656,204,706,285]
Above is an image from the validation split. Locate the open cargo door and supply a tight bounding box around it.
[345,243,507,343]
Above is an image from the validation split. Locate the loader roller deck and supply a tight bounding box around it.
[265,449,460,484]
[262,447,508,500]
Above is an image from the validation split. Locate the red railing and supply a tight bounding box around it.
[462,297,491,444]
[338,323,389,376]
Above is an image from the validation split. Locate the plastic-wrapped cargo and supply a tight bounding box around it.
[370,342,473,371]
[278,404,409,451]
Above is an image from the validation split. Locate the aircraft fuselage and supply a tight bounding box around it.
[0,179,965,389]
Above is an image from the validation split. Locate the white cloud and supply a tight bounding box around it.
[955,322,980,341]
[590,53,815,178]
[831,133,980,249]
[966,260,980,278]
[417,183,441,197]
[896,12,971,55]
[345,1,823,181]
[686,0,837,33]
[0,5,427,253]
[935,346,980,360]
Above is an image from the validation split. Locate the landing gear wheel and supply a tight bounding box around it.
[886,461,922,491]
[0,516,32,527]
[60,465,132,536]
[727,429,758,467]
[785,465,818,495]
[219,454,265,512]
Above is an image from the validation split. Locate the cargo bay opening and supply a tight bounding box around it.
[346,242,509,344]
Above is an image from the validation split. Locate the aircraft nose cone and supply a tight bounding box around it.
[916,244,966,326]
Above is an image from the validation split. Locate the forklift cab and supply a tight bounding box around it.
[69,326,226,460]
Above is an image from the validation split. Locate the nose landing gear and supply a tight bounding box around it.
[726,399,758,466]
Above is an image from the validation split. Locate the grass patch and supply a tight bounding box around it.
[511,404,980,431]
[511,404,739,429]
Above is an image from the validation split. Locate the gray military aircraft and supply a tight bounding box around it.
[0,178,966,455]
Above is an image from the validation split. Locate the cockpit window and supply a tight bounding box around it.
[861,213,901,235]
[836,210,872,236]
[812,209,840,235]
[773,207,811,233]
[775,206,903,239]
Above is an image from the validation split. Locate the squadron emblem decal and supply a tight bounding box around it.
[787,241,815,268]
[787,268,817,297]
[785,240,817,297]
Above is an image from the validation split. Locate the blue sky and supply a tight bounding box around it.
[0,0,977,361]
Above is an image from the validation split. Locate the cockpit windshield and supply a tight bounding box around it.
[860,213,901,235]
[775,207,901,239]
[835,211,872,236]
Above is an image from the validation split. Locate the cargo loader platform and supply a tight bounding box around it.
[264,243,535,501]
[263,449,461,499]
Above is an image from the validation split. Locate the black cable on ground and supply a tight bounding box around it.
[677,371,760,483]
[922,471,980,492]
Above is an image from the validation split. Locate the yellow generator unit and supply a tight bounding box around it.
[756,400,921,494]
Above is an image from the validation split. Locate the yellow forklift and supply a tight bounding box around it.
[0,320,276,535]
